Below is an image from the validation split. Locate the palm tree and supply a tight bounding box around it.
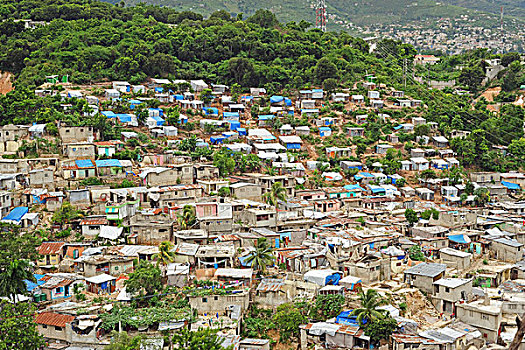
[262,181,287,228]
[176,205,196,230]
[350,289,388,326]
[154,241,175,268]
[0,260,35,302]
[244,238,275,274]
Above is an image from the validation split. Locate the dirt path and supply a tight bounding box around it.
[0,71,13,94]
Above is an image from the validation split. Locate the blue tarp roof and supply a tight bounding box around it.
[502,181,520,190]
[25,274,45,292]
[101,111,116,118]
[370,187,386,194]
[128,99,142,104]
[210,136,226,144]
[204,107,219,115]
[2,206,29,223]
[258,115,275,120]
[270,95,284,103]
[336,310,363,325]
[448,234,469,244]
[319,127,331,131]
[151,116,164,122]
[115,114,132,123]
[241,96,254,100]
[95,159,121,167]
[196,142,209,147]
[229,121,241,131]
[344,184,365,191]
[75,159,94,168]
[394,125,403,130]
[223,112,240,118]
[174,94,184,100]
[312,89,323,92]
[284,98,292,106]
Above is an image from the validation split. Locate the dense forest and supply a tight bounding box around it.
[0,0,524,173]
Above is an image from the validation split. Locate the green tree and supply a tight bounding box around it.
[176,205,196,230]
[0,223,40,270]
[350,289,388,326]
[153,241,175,268]
[323,78,338,92]
[103,331,142,350]
[408,246,425,261]
[0,259,35,302]
[458,64,485,92]
[218,186,231,198]
[273,303,307,342]
[244,238,274,274]
[404,209,418,226]
[474,187,491,207]
[314,57,338,84]
[52,202,84,226]
[501,52,521,67]
[247,9,277,28]
[213,149,236,176]
[172,328,230,350]
[125,261,162,297]
[200,88,213,105]
[262,182,288,228]
[0,299,44,350]
[312,294,345,319]
[364,317,398,346]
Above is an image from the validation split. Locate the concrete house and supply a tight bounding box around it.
[29,168,55,189]
[140,164,193,186]
[35,312,75,343]
[196,243,235,269]
[59,126,95,143]
[439,248,472,270]
[255,279,290,309]
[404,263,447,294]
[229,182,262,201]
[63,143,96,159]
[456,299,502,343]
[490,238,523,263]
[348,127,364,138]
[432,278,472,314]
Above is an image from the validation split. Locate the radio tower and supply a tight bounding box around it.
[315,0,327,32]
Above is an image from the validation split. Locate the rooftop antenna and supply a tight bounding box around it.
[315,0,327,32]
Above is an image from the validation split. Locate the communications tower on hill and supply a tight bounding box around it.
[316,0,327,32]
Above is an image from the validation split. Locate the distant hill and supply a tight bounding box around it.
[441,0,525,19]
[117,0,525,30]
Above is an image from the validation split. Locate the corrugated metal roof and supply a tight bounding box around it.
[257,278,285,292]
[35,312,75,327]
[38,242,65,255]
[404,263,447,277]
[80,217,108,226]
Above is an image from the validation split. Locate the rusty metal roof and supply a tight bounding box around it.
[256,278,285,292]
[38,242,65,255]
[80,217,108,226]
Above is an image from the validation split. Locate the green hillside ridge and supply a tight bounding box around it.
[117,0,524,31]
